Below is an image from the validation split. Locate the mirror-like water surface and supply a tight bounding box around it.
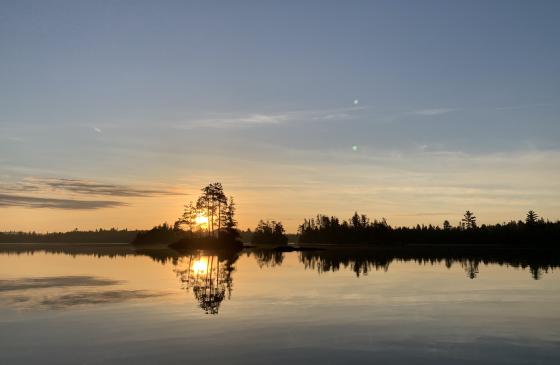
[1,244,559,364]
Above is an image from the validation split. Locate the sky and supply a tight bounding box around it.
[1,0,560,232]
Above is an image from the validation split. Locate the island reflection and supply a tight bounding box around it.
[172,250,239,314]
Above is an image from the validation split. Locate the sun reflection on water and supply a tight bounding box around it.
[192,259,208,274]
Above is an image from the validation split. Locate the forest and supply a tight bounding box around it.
[298,210,560,246]
[0,228,138,243]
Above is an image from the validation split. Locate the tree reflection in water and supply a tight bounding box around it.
[297,246,560,280]
[248,248,285,268]
[173,250,239,314]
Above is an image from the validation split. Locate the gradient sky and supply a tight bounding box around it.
[1,0,560,232]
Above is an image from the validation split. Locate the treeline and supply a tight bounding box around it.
[298,210,560,246]
[0,228,139,243]
[130,223,186,246]
[250,220,288,245]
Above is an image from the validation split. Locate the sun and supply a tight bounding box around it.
[192,259,208,274]
[195,214,208,225]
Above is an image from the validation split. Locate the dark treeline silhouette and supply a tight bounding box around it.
[240,229,297,244]
[130,223,185,246]
[0,242,136,258]
[250,220,288,245]
[0,228,139,243]
[298,210,560,246]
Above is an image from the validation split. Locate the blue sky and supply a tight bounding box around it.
[1,0,559,231]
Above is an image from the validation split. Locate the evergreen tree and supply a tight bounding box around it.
[526,210,538,226]
[462,211,477,229]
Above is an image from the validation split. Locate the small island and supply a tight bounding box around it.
[132,182,243,250]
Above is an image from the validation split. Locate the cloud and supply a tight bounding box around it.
[179,106,367,129]
[0,194,126,209]
[312,112,355,121]
[230,114,290,125]
[93,127,102,133]
[187,113,290,128]
[0,177,180,210]
[411,108,456,116]
[4,177,178,197]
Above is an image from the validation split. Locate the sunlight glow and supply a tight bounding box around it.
[192,259,208,274]
[195,214,208,225]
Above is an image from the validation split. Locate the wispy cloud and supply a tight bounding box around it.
[377,107,458,124]
[0,177,181,210]
[3,178,178,197]
[411,108,457,116]
[0,194,126,210]
[178,106,366,129]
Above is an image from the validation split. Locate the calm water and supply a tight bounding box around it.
[1,244,559,364]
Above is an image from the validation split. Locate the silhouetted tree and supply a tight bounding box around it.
[251,220,288,245]
[526,210,538,226]
[214,183,228,232]
[177,201,199,232]
[137,182,241,249]
[131,223,186,246]
[196,182,226,237]
[222,196,237,230]
[219,196,239,242]
[462,210,477,229]
[0,228,139,244]
[297,211,560,246]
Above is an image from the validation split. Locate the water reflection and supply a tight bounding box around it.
[1,243,559,315]
[0,275,170,310]
[1,244,558,283]
[1,244,559,364]
[248,247,285,268]
[296,246,559,280]
[172,250,239,314]
[165,246,559,314]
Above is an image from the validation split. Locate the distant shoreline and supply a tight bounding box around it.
[2,241,559,253]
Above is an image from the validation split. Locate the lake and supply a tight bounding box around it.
[1,243,559,364]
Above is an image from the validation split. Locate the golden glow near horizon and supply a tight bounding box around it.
[195,214,209,226]
[2,149,560,233]
[192,259,208,275]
